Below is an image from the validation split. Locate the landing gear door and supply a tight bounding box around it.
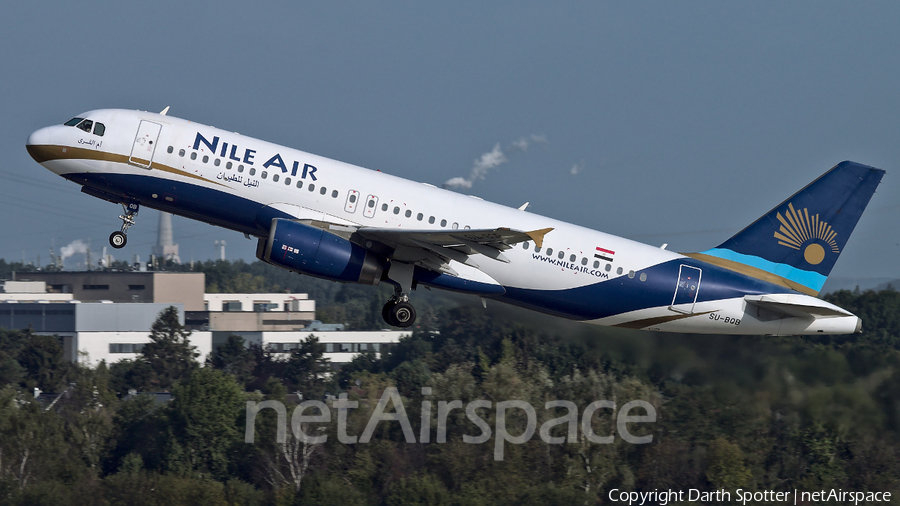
[669,265,701,314]
[129,120,162,169]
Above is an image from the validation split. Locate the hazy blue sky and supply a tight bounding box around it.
[3,2,897,287]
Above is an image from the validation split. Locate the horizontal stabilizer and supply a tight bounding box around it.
[744,294,853,319]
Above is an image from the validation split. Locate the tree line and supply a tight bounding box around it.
[0,259,898,504]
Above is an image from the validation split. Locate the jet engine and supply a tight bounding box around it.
[257,219,384,285]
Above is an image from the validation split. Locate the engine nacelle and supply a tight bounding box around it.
[257,219,384,285]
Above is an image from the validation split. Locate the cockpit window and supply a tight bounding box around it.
[64,117,83,126]
[93,123,105,136]
[76,119,93,133]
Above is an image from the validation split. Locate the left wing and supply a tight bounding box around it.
[354,226,552,276]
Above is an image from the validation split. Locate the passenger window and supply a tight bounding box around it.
[77,119,93,133]
[202,155,209,163]
[382,203,388,211]
[417,213,423,221]
[440,219,447,227]
[332,190,338,198]
[179,149,185,157]
[350,194,357,203]
[249,168,256,175]
[308,184,315,192]
[368,200,375,207]
[393,207,400,214]
[558,252,564,260]
[405,210,412,218]
[581,257,588,265]
[452,222,458,229]
[93,123,105,136]
[522,242,529,250]
[238,165,244,172]
[273,174,279,182]
[546,248,553,256]
[214,159,221,167]
[191,152,197,160]
[167,146,174,154]
[296,181,303,189]
[226,161,232,169]
[320,187,327,195]
[617,267,623,275]
[535,246,541,253]
[261,171,267,179]
[570,254,576,262]
[593,260,600,268]
[285,177,291,185]
[428,216,435,224]
[605,264,612,272]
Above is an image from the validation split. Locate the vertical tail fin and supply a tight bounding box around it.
[687,161,885,295]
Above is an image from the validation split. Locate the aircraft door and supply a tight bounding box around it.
[129,120,162,169]
[669,265,701,314]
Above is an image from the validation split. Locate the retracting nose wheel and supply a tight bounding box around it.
[382,294,416,328]
[109,202,139,249]
[109,231,127,248]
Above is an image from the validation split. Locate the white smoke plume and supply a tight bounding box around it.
[569,161,584,176]
[509,134,547,152]
[60,239,89,261]
[442,135,546,190]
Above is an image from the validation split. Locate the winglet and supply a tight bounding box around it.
[159,106,170,116]
[525,227,553,248]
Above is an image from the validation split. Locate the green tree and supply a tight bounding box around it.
[167,367,244,479]
[141,307,198,390]
[706,437,751,490]
[17,333,69,392]
[282,336,332,399]
[206,335,257,388]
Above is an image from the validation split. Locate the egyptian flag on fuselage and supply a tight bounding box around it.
[595,247,615,262]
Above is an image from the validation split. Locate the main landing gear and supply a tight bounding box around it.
[109,202,139,249]
[382,291,416,328]
[382,261,417,328]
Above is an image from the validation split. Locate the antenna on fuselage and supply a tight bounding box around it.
[159,106,170,116]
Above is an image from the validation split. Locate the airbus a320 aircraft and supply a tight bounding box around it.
[26,108,884,334]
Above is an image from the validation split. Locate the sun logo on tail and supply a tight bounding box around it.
[773,203,839,265]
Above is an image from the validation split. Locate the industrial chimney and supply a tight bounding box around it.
[151,211,181,264]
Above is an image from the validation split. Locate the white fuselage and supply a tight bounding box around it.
[26,109,862,335]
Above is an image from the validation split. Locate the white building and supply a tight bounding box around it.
[203,293,315,313]
[1,275,407,367]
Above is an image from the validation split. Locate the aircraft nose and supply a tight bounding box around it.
[26,126,54,163]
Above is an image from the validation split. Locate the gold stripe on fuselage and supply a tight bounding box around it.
[682,252,817,296]
[25,144,227,188]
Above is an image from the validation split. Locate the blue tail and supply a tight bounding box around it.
[690,161,885,295]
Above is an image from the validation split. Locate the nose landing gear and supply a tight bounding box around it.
[109,202,139,249]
